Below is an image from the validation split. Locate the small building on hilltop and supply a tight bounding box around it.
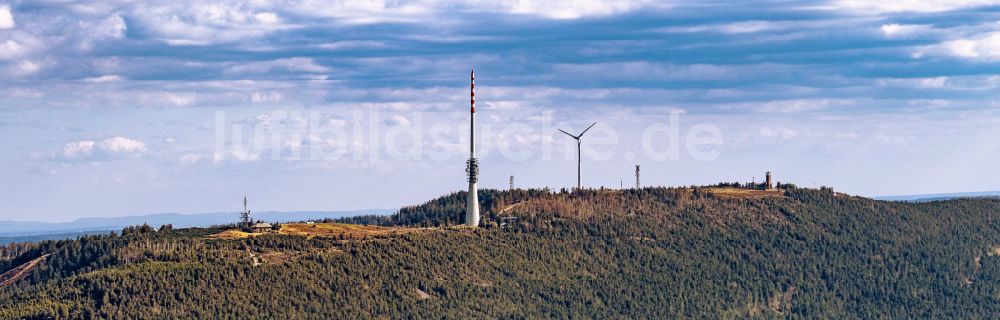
[499,216,519,229]
[252,222,273,233]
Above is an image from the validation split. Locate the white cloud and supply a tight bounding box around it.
[317,40,389,50]
[63,141,95,157]
[14,60,40,74]
[918,32,1000,60]
[91,14,128,39]
[553,61,795,81]
[658,19,855,35]
[757,127,799,140]
[494,0,654,20]
[716,21,780,34]
[179,153,202,165]
[987,75,1000,87]
[326,116,348,128]
[754,99,855,113]
[0,5,14,29]
[827,0,1000,13]
[83,75,124,83]
[210,149,267,163]
[254,12,279,24]
[937,39,981,58]
[0,40,24,60]
[164,93,198,106]
[385,114,411,127]
[881,24,933,38]
[131,3,292,45]
[881,24,903,36]
[62,137,146,160]
[284,0,657,24]
[878,76,950,88]
[226,57,329,75]
[250,91,282,103]
[662,20,784,34]
[229,150,261,161]
[99,137,146,153]
[920,77,949,88]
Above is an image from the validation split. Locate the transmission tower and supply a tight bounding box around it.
[241,195,251,227]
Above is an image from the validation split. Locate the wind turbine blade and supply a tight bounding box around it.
[578,122,597,137]
[558,129,578,139]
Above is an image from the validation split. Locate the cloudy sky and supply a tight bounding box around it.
[1,0,999,221]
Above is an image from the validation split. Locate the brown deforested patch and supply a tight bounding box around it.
[414,288,433,300]
[207,230,261,240]
[0,254,49,288]
[278,223,431,239]
[706,187,785,199]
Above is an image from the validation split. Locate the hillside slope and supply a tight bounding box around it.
[1,187,998,318]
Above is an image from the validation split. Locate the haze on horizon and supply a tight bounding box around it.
[0,0,998,222]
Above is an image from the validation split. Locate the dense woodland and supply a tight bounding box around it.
[1,186,999,318]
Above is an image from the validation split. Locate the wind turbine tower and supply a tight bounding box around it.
[465,69,480,227]
[558,122,597,190]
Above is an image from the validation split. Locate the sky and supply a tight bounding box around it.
[1,0,999,222]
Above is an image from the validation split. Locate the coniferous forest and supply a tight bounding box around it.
[1,186,999,318]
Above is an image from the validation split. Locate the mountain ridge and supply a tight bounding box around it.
[0,209,394,237]
[874,190,1000,202]
[1,186,998,318]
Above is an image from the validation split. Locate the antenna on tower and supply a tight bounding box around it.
[240,195,251,227]
[509,175,514,191]
[557,122,597,190]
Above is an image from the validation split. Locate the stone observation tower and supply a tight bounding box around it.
[635,165,640,189]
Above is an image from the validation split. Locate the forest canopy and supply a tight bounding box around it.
[1,186,998,318]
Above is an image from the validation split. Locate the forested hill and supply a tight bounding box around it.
[1,186,999,318]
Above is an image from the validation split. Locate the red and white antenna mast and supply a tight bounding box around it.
[465,69,480,227]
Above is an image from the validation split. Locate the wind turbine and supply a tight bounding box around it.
[558,122,597,190]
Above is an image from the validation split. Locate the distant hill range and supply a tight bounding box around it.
[874,191,1000,202]
[0,231,117,246]
[0,209,393,242]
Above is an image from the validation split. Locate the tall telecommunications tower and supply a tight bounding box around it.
[465,69,480,227]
